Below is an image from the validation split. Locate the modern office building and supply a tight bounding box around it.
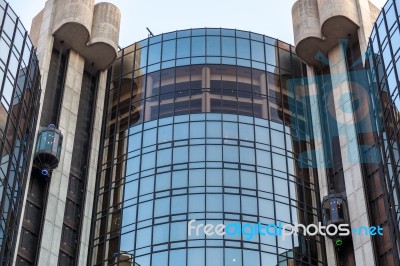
[12,0,121,265]
[293,0,399,265]
[3,0,400,265]
[88,28,326,265]
[0,0,41,264]
[366,0,400,264]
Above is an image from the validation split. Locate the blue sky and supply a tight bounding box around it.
[9,0,387,48]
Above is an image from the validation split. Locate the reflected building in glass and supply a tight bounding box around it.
[0,0,41,263]
[89,28,326,265]
[292,0,397,265]
[366,0,400,264]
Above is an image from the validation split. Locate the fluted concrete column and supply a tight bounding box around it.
[306,65,337,266]
[78,70,108,266]
[328,42,374,265]
[38,50,85,265]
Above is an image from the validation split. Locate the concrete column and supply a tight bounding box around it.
[328,42,374,265]
[13,0,57,264]
[38,50,85,265]
[306,66,337,266]
[77,70,108,266]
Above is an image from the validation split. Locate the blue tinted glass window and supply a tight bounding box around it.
[120,231,135,252]
[171,195,187,214]
[206,169,222,186]
[241,196,257,215]
[207,248,223,265]
[143,128,157,147]
[155,172,170,191]
[177,38,190,58]
[138,201,153,221]
[189,194,205,212]
[265,44,277,65]
[241,171,256,189]
[206,121,221,138]
[224,194,240,212]
[139,175,154,195]
[271,130,285,149]
[274,177,288,197]
[136,47,148,69]
[222,37,236,57]
[124,180,138,200]
[251,40,265,62]
[223,146,239,162]
[148,43,161,65]
[170,221,187,241]
[162,40,175,61]
[240,147,255,164]
[243,250,261,265]
[256,149,271,168]
[174,123,189,140]
[135,255,150,265]
[172,170,188,188]
[188,248,205,266]
[141,152,155,170]
[255,126,269,144]
[259,198,274,217]
[236,38,250,59]
[190,145,205,162]
[158,125,172,143]
[152,251,168,263]
[126,156,140,176]
[173,146,188,164]
[224,169,239,187]
[128,133,142,151]
[192,36,205,57]
[154,197,170,216]
[170,249,186,265]
[223,122,238,139]
[276,202,290,222]
[206,145,222,161]
[192,28,206,36]
[273,153,286,172]
[136,227,151,248]
[207,36,220,56]
[190,121,205,138]
[225,248,242,266]
[239,123,254,141]
[207,194,222,212]
[189,169,205,186]
[0,38,9,63]
[157,148,172,166]
[121,205,136,227]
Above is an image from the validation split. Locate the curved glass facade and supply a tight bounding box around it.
[0,0,41,263]
[90,28,325,265]
[367,0,400,264]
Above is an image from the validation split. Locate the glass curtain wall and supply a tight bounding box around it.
[90,28,325,266]
[367,0,400,264]
[0,0,41,264]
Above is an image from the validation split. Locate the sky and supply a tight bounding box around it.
[8,0,387,48]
